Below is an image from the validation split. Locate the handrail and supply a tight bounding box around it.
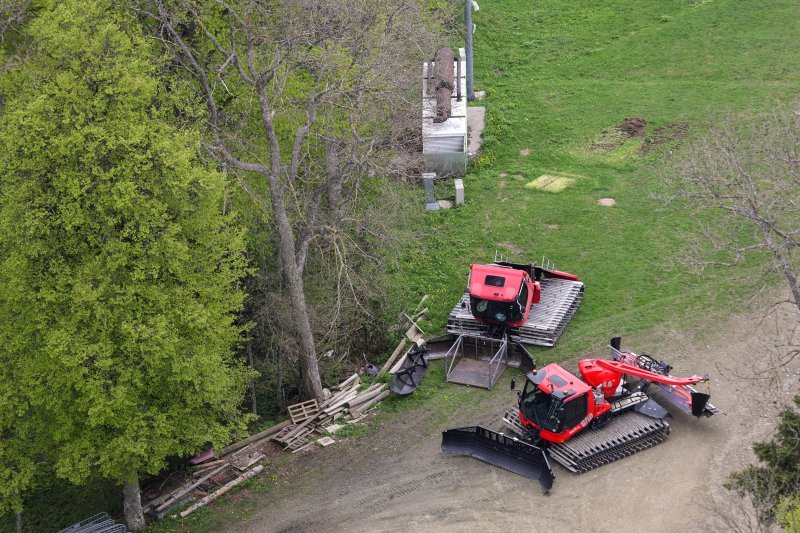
[445,334,464,378]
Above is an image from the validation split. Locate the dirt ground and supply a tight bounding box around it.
[233,304,798,533]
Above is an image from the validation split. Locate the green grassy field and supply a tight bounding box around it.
[394,0,800,366]
[8,1,800,531]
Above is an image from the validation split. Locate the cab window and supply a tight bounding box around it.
[561,394,588,430]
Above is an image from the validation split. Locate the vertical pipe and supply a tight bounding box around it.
[456,51,462,101]
[465,0,475,101]
[427,59,434,98]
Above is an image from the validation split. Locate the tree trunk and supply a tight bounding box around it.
[781,265,800,314]
[15,511,21,533]
[282,244,324,402]
[123,475,146,532]
[247,342,257,415]
[267,176,324,402]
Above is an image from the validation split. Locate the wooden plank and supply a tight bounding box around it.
[179,465,264,518]
[356,390,390,412]
[232,453,265,471]
[218,419,293,458]
[277,419,316,442]
[155,464,229,512]
[322,390,360,414]
[346,385,386,408]
[410,307,429,322]
[404,320,424,344]
[317,437,335,447]
[336,373,360,390]
[144,479,195,513]
[191,458,229,473]
[389,352,409,374]
[291,440,315,454]
[414,294,429,310]
[380,339,407,373]
[319,384,359,410]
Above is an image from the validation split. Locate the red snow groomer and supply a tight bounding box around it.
[447,254,583,347]
[441,337,718,491]
[442,254,584,390]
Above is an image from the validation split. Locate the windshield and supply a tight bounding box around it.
[520,380,563,433]
[470,297,523,324]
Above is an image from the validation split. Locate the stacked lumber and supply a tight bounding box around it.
[144,462,266,519]
[274,374,390,453]
[142,434,273,519]
[143,368,399,520]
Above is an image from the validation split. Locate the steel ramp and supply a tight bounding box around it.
[447,357,507,388]
[443,334,532,389]
[447,278,584,346]
[442,425,554,491]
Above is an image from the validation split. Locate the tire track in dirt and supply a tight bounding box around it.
[272,468,456,532]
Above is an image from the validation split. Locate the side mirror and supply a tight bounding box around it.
[510,379,516,391]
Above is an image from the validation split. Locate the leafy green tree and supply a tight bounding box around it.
[0,1,253,529]
[727,396,800,527]
[779,493,800,532]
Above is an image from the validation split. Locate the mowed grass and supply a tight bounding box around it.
[395,0,800,365]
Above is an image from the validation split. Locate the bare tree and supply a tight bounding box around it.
[664,110,800,529]
[663,107,800,314]
[145,0,439,400]
[0,0,30,41]
[707,479,781,533]
[0,0,32,85]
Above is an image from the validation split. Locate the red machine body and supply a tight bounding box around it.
[468,264,539,327]
[467,261,581,329]
[517,358,706,445]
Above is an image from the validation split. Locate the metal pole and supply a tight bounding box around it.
[456,52,462,101]
[465,0,475,101]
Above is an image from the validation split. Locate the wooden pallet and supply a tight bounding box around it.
[288,399,319,424]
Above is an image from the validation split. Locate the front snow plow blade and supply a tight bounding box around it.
[441,426,554,491]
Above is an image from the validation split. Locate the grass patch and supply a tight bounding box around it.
[525,175,576,192]
[334,422,368,439]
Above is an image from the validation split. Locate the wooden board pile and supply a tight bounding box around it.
[141,376,392,519]
[142,441,270,519]
[273,374,390,453]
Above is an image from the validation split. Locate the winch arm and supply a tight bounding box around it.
[593,359,706,386]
